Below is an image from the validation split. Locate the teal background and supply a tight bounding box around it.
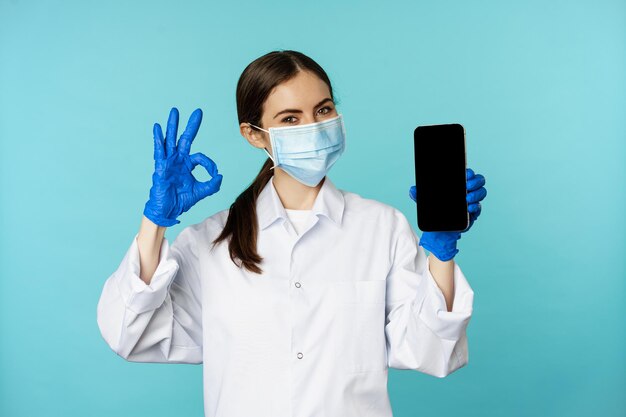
[1,0,624,416]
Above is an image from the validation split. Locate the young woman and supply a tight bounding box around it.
[97,50,487,417]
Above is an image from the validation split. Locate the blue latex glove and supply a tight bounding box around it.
[409,168,487,261]
[143,107,223,227]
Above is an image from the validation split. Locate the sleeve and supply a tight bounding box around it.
[96,226,203,364]
[384,209,474,378]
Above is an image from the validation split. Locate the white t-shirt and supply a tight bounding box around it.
[285,208,313,235]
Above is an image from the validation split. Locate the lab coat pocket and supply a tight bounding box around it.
[332,280,387,373]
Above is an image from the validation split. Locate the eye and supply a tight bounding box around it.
[317,106,332,115]
[281,106,334,124]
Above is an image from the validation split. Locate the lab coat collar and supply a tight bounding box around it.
[257,175,345,230]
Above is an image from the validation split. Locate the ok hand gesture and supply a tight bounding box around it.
[143,107,223,227]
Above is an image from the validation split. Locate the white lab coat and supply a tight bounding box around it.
[97,176,474,417]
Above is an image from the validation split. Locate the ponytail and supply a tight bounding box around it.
[211,157,274,274]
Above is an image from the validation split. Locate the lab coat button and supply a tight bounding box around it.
[297,352,303,359]
[295,282,301,288]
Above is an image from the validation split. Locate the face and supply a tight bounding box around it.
[240,70,338,155]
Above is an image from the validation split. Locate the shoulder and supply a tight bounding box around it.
[342,188,409,226]
[341,188,417,250]
[175,208,230,246]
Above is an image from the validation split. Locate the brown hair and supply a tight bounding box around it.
[210,50,336,274]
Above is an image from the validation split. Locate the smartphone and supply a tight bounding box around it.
[413,123,468,232]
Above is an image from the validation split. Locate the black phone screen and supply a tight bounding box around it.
[413,123,468,232]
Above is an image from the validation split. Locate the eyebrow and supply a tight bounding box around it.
[273,97,334,119]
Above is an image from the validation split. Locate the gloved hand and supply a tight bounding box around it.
[409,167,486,261]
[143,107,223,227]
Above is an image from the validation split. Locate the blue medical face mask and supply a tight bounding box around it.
[248,114,347,187]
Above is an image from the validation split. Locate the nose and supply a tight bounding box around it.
[302,115,313,124]
[305,111,328,125]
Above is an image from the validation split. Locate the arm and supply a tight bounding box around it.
[137,215,167,285]
[96,218,204,364]
[428,255,455,312]
[385,210,474,378]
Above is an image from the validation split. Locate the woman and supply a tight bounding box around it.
[97,50,487,417]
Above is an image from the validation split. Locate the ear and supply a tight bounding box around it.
[239,122,267,149]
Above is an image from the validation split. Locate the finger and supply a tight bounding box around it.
[195,173,223,200]
[466,187,487,204]
[469,202,482,217]
[178,108,203,155]
[465,217,475,232]
[463,215,474,231]
[189,152,219,178]
[466,173,486,191]
[409,185,417,202]
[466,167,475,180]
[165,107,179,157]
[153,123,165,160]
